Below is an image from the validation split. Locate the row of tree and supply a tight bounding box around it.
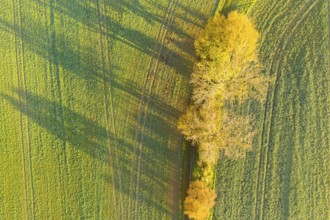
[179,11,272,220]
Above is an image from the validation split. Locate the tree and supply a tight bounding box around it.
[184,181,217,220]
[178,103,223,148]
[217,111,256,158]
[179,107,256,165]
[179,11,271,220]
[191,11,271,104]
[195,11,259,64]
[222,61,273,103]
[179,11,270,163]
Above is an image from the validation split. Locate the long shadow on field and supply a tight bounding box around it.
[32,0,203,37]
[0,6,192,80]
[1,88,178,216]
[0,0,212,217]
[0,0,212,85]
[112,76,183,119]
[1,89,113,163]
[106,0,208,29]
[26,0,201,75]
[0,17,105,82]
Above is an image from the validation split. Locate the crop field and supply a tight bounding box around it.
[214,0,330,219]
[0,0,220,219]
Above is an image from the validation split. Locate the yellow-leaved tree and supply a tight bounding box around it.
[184,181,217,220]
[192,11,271,104]
[179,11,271,165]
[180,11,272,220]
[195,11,259,62]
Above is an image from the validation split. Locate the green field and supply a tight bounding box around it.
[0,0,220,219]
[214,0,330,219]
[1,0,329,219]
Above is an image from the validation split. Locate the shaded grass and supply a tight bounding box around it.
[0,0,218,219]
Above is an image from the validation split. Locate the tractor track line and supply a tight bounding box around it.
[101,0,125,218]
[258,1,290,46]
[247,0,258,15]
[95,0,119,219]
[254,1,320,219]
[17,0,36,218]
[101,2,125,219]
[12,0,29,218]
[328,4,330,204]
[261,5,321,219]
[127,0,174,218]
[256,0,281,52]
[253,1,317,218]
[133,1,179,219]
[46,1,70,216]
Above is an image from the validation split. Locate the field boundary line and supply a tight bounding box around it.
[254,1,321,219]
[17,0,36,218]
[133,0,179,219]
[11,0,29,218]
[95,0,119,219]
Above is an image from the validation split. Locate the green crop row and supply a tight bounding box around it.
[0,0,219,219]
[214,0,329,219]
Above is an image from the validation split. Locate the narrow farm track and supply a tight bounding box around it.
[101,1,126,218]
[45,1,70,216]
[95,0,120,219]
[134,1,179,218]
[127,0,179,218]
[12,0,29,218]
[257,0,304,47]
[17,0,36,218]
[257,0,314,46]
[254,1,321,219]
[135,0,179,219]
[260,4,321,218]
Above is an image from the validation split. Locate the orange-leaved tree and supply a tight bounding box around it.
[179,11,270,165]
[180,11,271,220]
[184,181,217,220]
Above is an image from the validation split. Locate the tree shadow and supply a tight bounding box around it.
[1,89,112,163]
[221,3,239,17]
[1,87,180,217]
[27,0,199,75]
[0,0,214,217]
[111,75,183,120]
[1,4,195,79]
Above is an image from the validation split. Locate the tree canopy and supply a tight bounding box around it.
[184,181,217,220]
[179,11,271,165]
[180,11,271,220]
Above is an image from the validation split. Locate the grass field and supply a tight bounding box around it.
[1,0,329,219]
[0,0,220,219]
[214,0,330,219]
